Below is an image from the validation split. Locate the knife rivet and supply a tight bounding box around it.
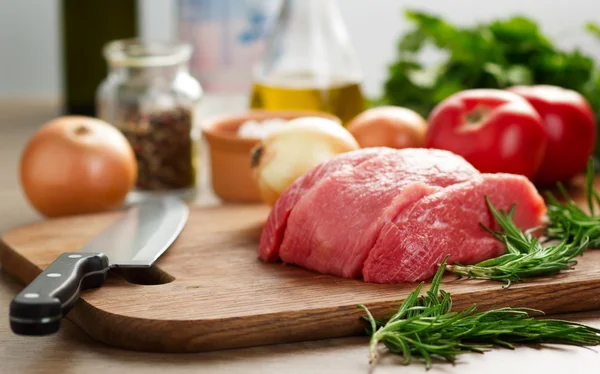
[68,254,82,259]
[47,273,61,278]
[24,293,39,298]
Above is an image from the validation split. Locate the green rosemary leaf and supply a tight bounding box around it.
[360,260,600,369]
[491,339,515,349]
[358,304,377,336]
[587,159,596,215]
[447,187,593,286]
[391,282,424,322]
[448,160,599,285]
[361,168,600,368]
[545,161,600,248]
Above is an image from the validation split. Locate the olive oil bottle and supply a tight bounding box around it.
[250,0,365,125]
[250,80,365,124]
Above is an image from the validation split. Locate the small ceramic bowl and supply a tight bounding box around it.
[201,110,341,203]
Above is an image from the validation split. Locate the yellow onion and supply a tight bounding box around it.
[20,116,137,217]
[347,106,428,150]
[251,117,359,205]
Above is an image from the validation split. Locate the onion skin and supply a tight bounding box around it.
[251,117,359,206]
[20,116,138,217]
[347,106,428,149]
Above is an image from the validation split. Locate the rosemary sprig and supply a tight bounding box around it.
[360,257,600,369]
[545,160,600,248]
[446,197,589,287]
[446,161,599,287]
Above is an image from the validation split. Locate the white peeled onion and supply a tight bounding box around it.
[251,117,360,206]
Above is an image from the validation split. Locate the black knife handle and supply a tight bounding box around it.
[9,252,109,336]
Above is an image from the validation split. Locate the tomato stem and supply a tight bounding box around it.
[465,106,491,126]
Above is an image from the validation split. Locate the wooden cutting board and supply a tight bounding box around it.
[1,178,600,353]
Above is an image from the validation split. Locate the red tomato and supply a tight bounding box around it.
[507,85,597,186]
[425,89,548,179]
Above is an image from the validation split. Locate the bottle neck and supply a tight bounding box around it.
[282,0,338,19]
[280,0,341,35]
[258,0,357,87]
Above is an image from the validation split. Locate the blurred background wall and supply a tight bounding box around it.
[1,0,599,99]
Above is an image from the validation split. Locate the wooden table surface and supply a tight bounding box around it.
[1,99,599,374]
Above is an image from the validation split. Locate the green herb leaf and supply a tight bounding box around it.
[361,257,600,369]
[398,28,427,53]
[586,22,600,38]
[545,161,600,248]
[505,65,533,85]
[446,196,589,287]
[446,161,599,286]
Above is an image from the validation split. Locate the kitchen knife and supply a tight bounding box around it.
[9,196,189,336]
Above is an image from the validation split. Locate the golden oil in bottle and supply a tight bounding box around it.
[249,79,366,124]
[251,0,366,124]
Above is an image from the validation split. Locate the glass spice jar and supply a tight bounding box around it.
[96,39,202,201]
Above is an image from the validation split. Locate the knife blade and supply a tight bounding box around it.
[9,196,189,336]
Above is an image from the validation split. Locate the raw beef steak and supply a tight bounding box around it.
[362,173,547,283]
[258,147,395,262]
[258,147,546,284]
[276,148,480,277]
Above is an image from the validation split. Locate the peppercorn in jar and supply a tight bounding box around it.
[96,39,202,201]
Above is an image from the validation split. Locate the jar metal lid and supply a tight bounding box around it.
[103,38,192,67]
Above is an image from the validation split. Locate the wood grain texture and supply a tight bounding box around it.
[1,178,600,353]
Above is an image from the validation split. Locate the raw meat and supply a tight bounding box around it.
[258,147,395,262]
[276,148,479,277]
[258,147,547,284]
[362,173,546,283]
